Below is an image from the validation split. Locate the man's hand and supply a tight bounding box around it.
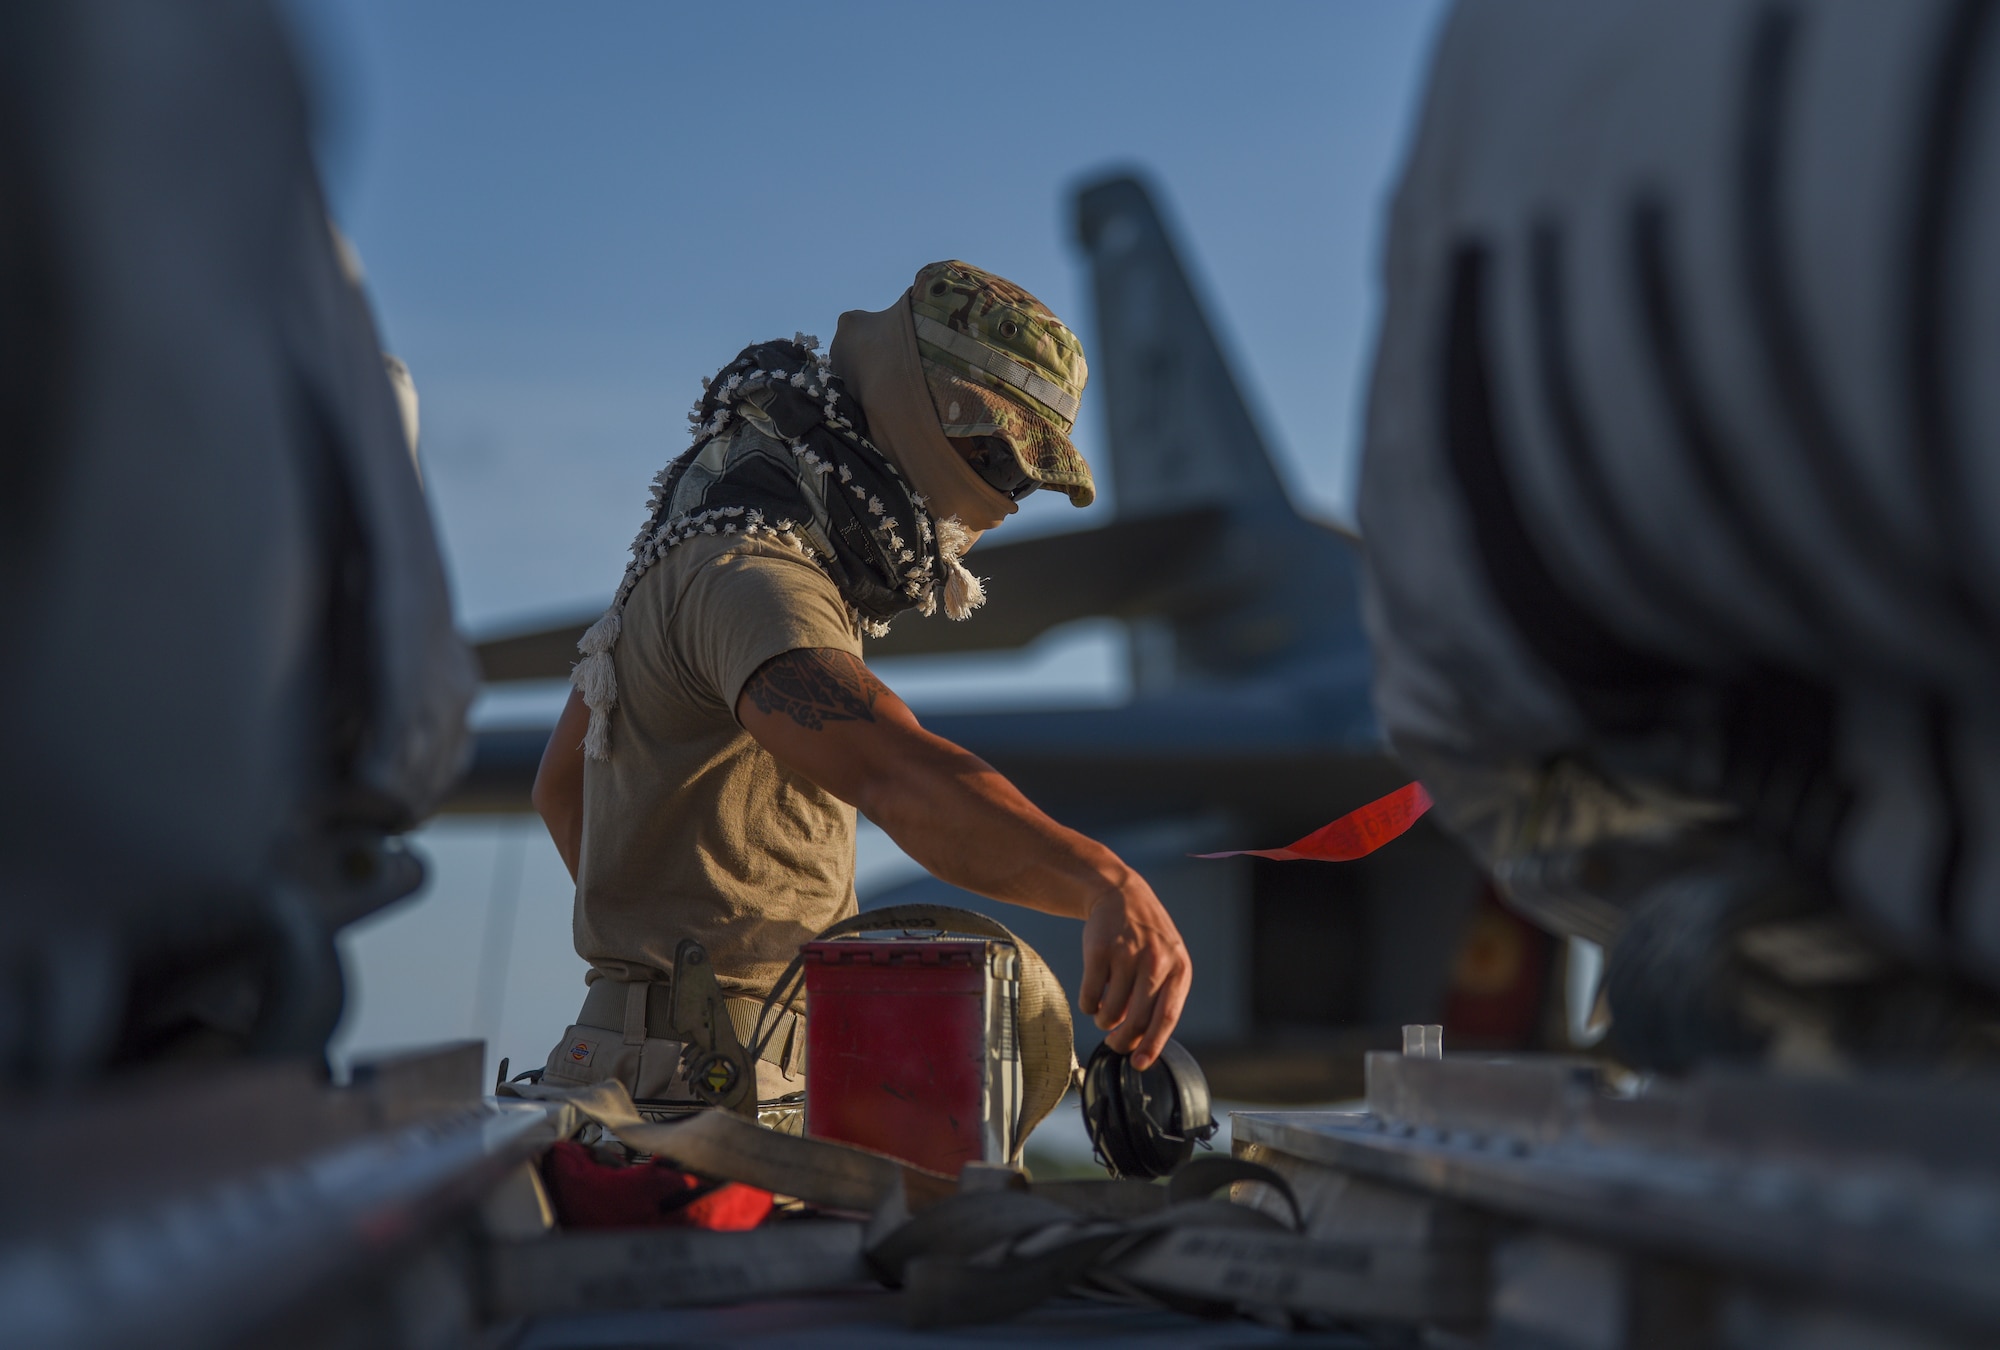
[1080,882,1192,1067]
[738,647,1192,1068]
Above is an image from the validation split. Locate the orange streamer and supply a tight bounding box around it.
[1194,781,1434,862]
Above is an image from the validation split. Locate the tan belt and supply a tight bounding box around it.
[579,976,804,1076]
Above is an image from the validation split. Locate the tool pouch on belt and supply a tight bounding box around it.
[541,939,804,1129]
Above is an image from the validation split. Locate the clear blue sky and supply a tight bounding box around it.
[285,1,1449,631]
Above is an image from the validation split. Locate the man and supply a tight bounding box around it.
[531,261,1191,1111]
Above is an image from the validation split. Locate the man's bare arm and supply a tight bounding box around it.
[738,648,1191,1068]
[533,687,589,882]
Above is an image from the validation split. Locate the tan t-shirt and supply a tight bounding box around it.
[574,531,863,1000]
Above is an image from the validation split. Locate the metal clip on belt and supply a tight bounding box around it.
[579,941,805,1110]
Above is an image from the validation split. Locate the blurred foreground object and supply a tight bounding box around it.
[0,5,490,1345]
[1361,0,2000,1070]
[0,0,474,1075]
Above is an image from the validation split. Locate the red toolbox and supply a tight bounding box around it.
[802,932,1022,1175]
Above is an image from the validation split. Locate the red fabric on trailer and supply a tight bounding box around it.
[1193,782,1434,862]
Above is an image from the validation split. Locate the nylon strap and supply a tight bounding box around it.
[912,314,1081,422]
[1164,1154,1302,1230]
[510,1078,955,1213]
[509,1079,1356,1326]
[901,1230,1130,1328]
[867,1163,1302,1329]
[622,983,646,1047]
[865,1189,1079,1285]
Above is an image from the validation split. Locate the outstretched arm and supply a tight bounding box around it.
[738,647,1191,1068]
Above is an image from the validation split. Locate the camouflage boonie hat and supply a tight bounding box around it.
[909,260,1094,507]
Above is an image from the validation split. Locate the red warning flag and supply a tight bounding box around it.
[1194,781,1434,862]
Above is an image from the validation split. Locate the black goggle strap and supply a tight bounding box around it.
[955,434,1041,501]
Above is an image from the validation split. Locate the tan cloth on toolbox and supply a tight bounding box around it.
[568,530,863,1003]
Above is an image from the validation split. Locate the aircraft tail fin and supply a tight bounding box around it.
[1073,173,1289,518]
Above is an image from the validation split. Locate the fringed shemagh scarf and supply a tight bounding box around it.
[573,335,985,759]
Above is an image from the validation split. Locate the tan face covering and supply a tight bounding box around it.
[830,291,1016,537]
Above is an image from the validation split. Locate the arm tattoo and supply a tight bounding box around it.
[744,649,885,731]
